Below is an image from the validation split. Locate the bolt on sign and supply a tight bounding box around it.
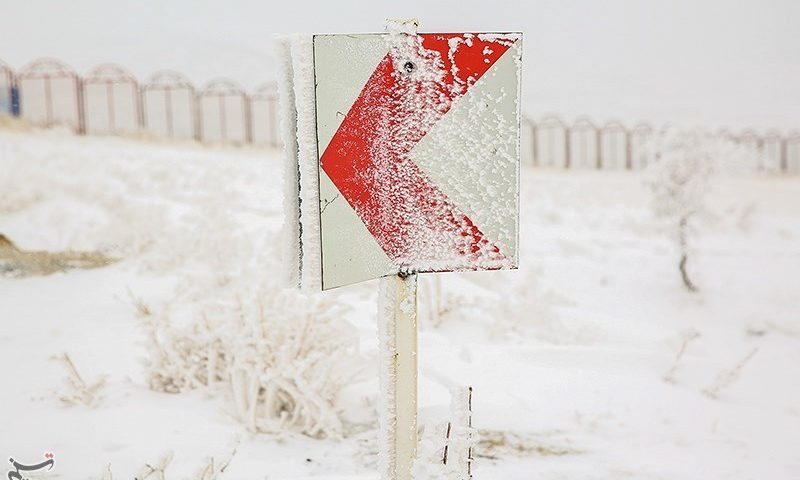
[314,32,522,290]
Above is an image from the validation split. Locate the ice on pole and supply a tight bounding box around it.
[378,274,419,479]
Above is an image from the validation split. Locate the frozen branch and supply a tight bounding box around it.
[703,348,758,399]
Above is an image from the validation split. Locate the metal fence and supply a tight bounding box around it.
[0,58,280,148]
[1,58,798,172]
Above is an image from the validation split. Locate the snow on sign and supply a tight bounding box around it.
[314,32,522,290]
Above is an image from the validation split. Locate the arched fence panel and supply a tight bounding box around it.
[251,83,280,148]
[143,71,196,140]
[787,134,800,174]
[569,118,599,169]
[3,57,800,172]
[520,116,535,166]
[600,121,629,170]
[199,79,248,144]
[761,133,784,173]
[18,59,82,132]
[630,124,653,169]
[0,61,14,115]
[736,130,763,172]
[534,116,567,168]
[83,64,140,135]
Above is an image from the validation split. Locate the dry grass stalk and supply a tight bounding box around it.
[126,287,152,317]
[703,348,758,399]
[664,330,701,383]
[196,442,238,480]
[135,452,173,480]
[55,352,107,407]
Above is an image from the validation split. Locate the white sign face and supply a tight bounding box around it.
[314,32,522,290]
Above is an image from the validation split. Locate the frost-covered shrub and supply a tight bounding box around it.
[646,128,752,292]
[226,287,357,438]
[646,129,714,291]
[142,283,358,438]
[142,312,226,393]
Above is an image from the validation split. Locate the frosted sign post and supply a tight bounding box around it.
[279,22,521,479]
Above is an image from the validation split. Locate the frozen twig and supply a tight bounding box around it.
[198,459,214,480]
[664,330,701,383]
[677,216,698,292]
[217,440,239,475]
[442,422,451,465]
[126,286,152,317]
[135,451,173,480]
[703,348,758,399]
[54,352,107,407]
[198,441,239,480]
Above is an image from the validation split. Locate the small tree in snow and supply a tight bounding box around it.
[647,128,715,292]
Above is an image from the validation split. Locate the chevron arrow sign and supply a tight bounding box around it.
[313,32,522,290]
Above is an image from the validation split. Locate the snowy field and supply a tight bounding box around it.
[1,127,799,479]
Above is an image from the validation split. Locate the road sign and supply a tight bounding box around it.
[314,32,521,290]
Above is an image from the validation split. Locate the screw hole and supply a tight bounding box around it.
[403,61,416,74]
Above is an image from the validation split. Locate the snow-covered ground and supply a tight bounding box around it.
[1,128,799,479]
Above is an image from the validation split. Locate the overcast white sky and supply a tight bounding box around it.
[2,0,799,131]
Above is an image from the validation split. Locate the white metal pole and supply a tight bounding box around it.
[378,273,418,480]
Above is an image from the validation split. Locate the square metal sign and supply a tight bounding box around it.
[313,32,522,290]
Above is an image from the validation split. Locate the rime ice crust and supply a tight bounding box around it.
[377,275,399,477]
[275,36,301,289]
[376,274,419,480]
[290,35,322,292]
[312,32,522,290]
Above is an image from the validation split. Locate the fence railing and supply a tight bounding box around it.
[521,115,800,173]
[0,58,280,147]
[1,58,798,173]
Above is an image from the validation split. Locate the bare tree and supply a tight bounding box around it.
[647,129,715,292]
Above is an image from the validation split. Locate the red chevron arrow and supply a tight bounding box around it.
[320,33,513,269]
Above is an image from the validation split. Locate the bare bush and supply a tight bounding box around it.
[646,129,715,292]
[646,128,755,292]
